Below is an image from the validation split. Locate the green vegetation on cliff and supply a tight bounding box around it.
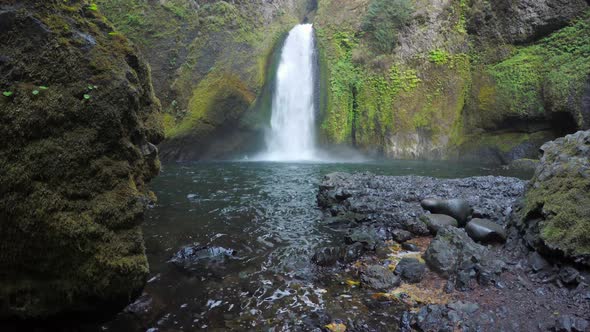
[484,13,590,123]
[316,0,589,161]
[97,0,306,160]
[315,0,470,157]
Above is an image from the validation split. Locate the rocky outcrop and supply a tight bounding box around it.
[468,0,589,44]
[0,0,163,319]
[514,130,590,267]
[424,226,505,288]
[314,0,589,163]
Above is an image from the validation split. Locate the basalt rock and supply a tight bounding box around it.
[465,218,507,244]
[423,227,505,289]
[361,265,401,291]
[394,258,426,284]
[0,1,164,319]
[420,214,459,235]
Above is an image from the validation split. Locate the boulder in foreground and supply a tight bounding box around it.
[514,130,590,267]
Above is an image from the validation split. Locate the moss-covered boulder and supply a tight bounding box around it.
[0,0,163,319]
[515,130,590,267]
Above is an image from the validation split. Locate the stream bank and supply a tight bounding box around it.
[315,132,590,331]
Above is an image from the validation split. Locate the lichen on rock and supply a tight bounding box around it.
[0,0,163,319]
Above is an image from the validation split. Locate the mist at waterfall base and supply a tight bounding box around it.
[253,24,366,163]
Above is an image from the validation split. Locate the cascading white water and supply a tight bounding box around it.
[261,24,317,161]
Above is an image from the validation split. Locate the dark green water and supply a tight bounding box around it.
[102,161,531,331]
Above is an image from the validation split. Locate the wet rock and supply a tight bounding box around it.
[465,218,507,243]
[391,229,413,242]
[345,227,381,250]
[528,252,552,272]
[124,293,164,324]
[312,247,344,267]
[312,243,364,266]
[322,214,362,231]
[394,258,426,283]
[559,267,581,285]
[424,227,504,288]
[402,242,420,252]
[420,214,459,235]
[343,242,365,262]
[554,314,589,332]
[169,245,237,271]
[420,198,473,226]
[361,265,400,291]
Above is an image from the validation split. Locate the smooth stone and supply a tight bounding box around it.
[420,198,473,226]
[420,214,459,234]
[361,265,401,291]
[465,218,507,243]
[394,258,426,283]
[402,242,420,252]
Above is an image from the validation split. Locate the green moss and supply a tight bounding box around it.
[429,49,450,65]
[167,72,255,138]
[0,1,163,318]
[486,12,590,121]
[525,171,590,256]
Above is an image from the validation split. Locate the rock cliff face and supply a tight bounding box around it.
[514,130,590,267]
[0,0,163,319]
[96,0,314,160]
[314,0,590,163]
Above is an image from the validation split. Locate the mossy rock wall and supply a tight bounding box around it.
[0,0,163,319]
[314,0,590,163]
[514,130,590,267]
[96,0,312,160]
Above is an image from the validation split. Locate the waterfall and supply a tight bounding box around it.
[260,24,317,161]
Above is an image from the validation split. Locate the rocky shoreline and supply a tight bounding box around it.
[315,157,589,331]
